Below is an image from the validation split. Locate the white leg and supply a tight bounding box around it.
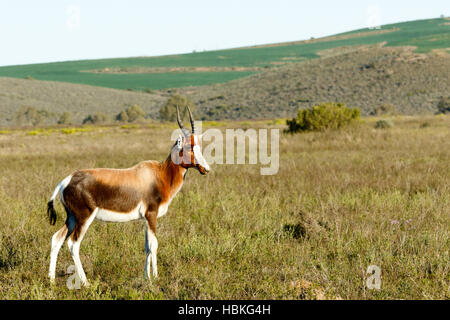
[145,226,158,279]
[48,225,68,283]
[144,228,150,278]
[67,208,97,286]
[67,237,88,285]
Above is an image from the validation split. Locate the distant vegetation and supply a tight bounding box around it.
[82,112,109,124]
[370,104,399,116]
[1,44,448,126]
[286,103,360,133]
[116,105,147,123]
[374,119,394,129]
[57,112,73,125]
[437,96,450,114]
[159,95,195,122]
[182,45,450,119]
[0,18,448,127]
[14,106,56,126]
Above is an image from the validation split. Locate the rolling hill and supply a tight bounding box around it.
[0,77,168,126]
[0,18,449,91]
[181,44,450,119]
[0,18,449,126]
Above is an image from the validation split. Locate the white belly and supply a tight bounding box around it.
[95,201,146,222]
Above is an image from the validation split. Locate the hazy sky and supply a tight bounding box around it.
[0,0,448,66]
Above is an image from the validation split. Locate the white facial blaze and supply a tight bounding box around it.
[170,132,210,171]
[193,143,210,171]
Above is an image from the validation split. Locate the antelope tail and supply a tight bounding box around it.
[47,175,72,225]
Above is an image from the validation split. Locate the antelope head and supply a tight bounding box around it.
[172,106,210,175]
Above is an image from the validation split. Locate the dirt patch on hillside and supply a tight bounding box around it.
[317,43,387,58]
[83,66,263,74]
[431,48,450,57]
[246,28,399,49]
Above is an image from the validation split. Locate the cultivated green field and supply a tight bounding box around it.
[0,115,448,299]
[0,18,448,90]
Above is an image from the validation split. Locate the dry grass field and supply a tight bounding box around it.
[0,115,449,299]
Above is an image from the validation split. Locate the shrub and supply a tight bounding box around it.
[160,95,195,121]
[14,106,51,126]
[286,102,360,133]
[58,112,73,125]
[116,105,146,123]
[437,96,450,114]
[204,104,231,119]
[370,103,398,116]
[116,110,129,123]
[374,119,393,129]
[82,112,109,124]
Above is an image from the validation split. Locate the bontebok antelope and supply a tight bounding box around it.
[47,107,210,286]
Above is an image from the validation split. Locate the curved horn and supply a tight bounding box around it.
[176,105,186,131]
[187,106,196,134]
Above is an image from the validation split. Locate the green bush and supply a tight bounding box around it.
[116,105,146,123]
[160,95,195,121]
[286,102,360,133]
[58,112,73,125]
[437,96,450,114]
[14,106,54,126]
[82,112,109,124]
[374,119,394,129]
[116,110,129,122]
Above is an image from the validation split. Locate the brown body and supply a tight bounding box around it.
[63,157,185,240]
